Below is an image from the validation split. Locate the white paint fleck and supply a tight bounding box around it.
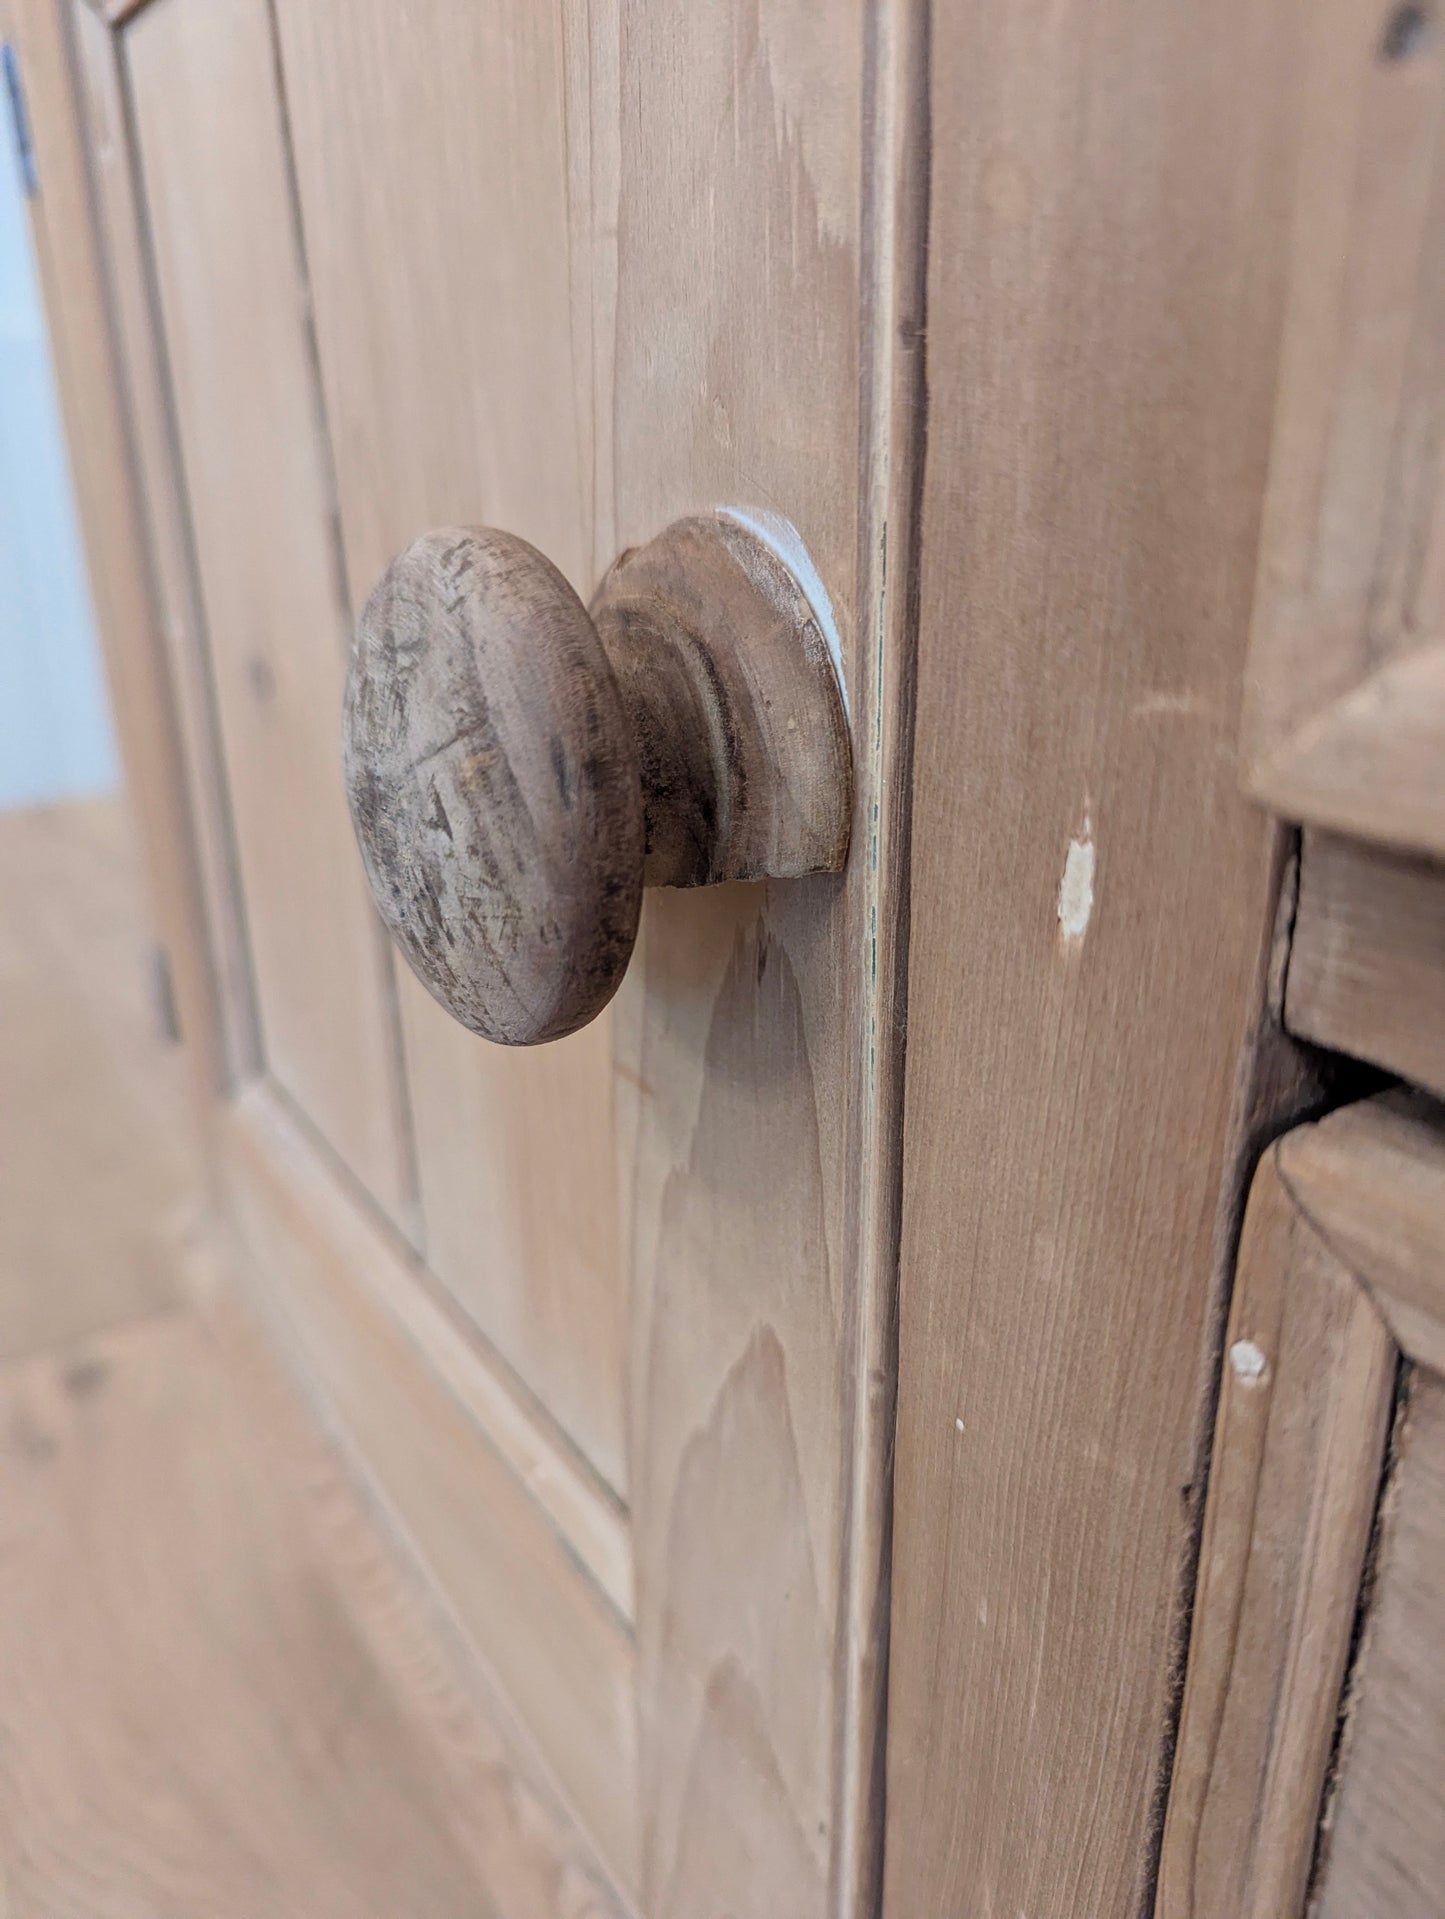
[1132,689,1209,721]
[718,505,849,717]
[1230,1338,1268,1386]
[1057,827,1096,940]
[954,1416,966,1434]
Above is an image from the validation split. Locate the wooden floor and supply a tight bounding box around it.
[0,800,568,1917]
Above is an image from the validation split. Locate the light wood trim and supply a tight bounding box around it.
[1286,829,1445,1103]
[833,0,929,1908]
[1161,1092,1445,1916]
[242,3,914,1904]
[597,0,909,1902]
[1246,648,1445,857]
[223,1082,633,1620]
[3,0,223,1106]
[219,1081,638,1893]
[881,0,1303,1908]
[1157,1140,1396,1919]
[1279,1091,1445,1376]
[67,0,258,1083]
[1313,1374,1445,1919]
[124,0,417,1223]
[1242,0,1445,855]
[270,0,631,1493]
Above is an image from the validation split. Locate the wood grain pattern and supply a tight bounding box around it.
[0,790,618,1919]
[124,0,416,1222]
[882,0,1301,1910]
[1161,1095,1445,1915]
[622,891,841,1914]
[1314,1374,1445,1919]
[833,2,929,1906]
[1242,0,1445,854]
[286,0,898,1905]
[605,3,899,1911]
[399,1012,630,1495]
[67,0,258,1085]
[1157,1142,1396,1919]
[68,0,906,1906]
[1280,1090,1445,1376]
[220,1082,639,1892]
[0,1295,625,1918]
[273,41,907,1908]
[1287,828,1445,1102]
[0,1311,496,1919]
[228,1079,633,1619]
[2,0,225,1104]
[268,0,630,1487]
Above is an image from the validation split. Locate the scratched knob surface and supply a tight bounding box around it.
[344,514,851,1046]
[345,529,643,1045]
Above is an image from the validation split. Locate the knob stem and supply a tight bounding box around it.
[596,600,724,888]
[592,514,851,889]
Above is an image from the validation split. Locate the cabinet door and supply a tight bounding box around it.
[1161,1094,1445,1919]
[89,0,417,1225]
[50,0,909,1911]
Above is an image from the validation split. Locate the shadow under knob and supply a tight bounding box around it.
[344,513,851,1046]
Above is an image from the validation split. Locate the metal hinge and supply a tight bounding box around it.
[2,42,37,197]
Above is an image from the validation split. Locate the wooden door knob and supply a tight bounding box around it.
[343,513,851,1045]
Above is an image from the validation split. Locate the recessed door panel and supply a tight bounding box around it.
[125,0,414,1222]
[270,0,629,1494]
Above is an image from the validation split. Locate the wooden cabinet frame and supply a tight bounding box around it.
[22,0,1442,1909]
[6,0,925,1909]
[1160,1091,1445,1918]
[1241,0,1445,858]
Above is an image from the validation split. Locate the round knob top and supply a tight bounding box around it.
[344,528,644,1045]
[345,512,852,1046]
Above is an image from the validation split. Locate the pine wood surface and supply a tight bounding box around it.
[1242,0,1445,855]
[1157,1141,1395,1919]
[1314,1375,1445,1919]
[124,0,417,1221]
[1287,829,1445,1102]
[883,0,1301,1910]
[0,795,622,1916]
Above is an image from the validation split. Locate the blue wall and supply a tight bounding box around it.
[0,80,118,809]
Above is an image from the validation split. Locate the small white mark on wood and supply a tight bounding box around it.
[1132,689,1209,721]
[1057,825,1095,940]
[954,1416,966,1434]
[1229,1338,1268,1386]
